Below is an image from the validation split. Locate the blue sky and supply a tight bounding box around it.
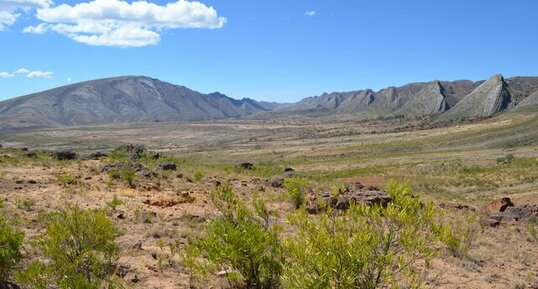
[0,0,537,102]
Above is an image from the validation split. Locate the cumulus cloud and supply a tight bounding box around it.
[0,0,52,30]
[23,0,227,47]
[0,71,13,78]
[305,10,316,17]
[26,70,53,78]
[0,68,53,79]
[14,67,29,74]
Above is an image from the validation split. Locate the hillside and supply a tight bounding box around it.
[0,76,276,130]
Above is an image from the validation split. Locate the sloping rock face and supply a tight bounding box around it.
[438,74,514,121]
[393,81,450,117]
[336,89,375,113]
[514,90,538,110]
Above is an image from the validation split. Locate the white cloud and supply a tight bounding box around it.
[0,71,13,78]
[0,0,52,31]
[305,10,316,17]
[23,0,227,47]
[0,68,53,79]
[26,70,53,78]
[14,67,29,74]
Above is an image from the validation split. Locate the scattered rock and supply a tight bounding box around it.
[156,162,177,171]
[24,151,37,158]
[54,150,77,160]
[481,197,513,214]
[306,188,392,214]
[238,162,254,170]
[132,240,143,250]
[149,151,161,159]
[481,218,501,228]
[117,144,146,160]
[439,201,477,212]
[89,151,108,160]
[284,167,295,172]
[101,162,148,173]
[27,180,37,184]
[268,177,284,188]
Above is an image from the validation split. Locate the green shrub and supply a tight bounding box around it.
[108,166,136,188]
[17,206,120,289]
[529,217,538,242]
[438,212,479,259]
[57,173,78,187]
[183,184,284,289]
[105,195,124,211]
[284,177,309,209]
[193,170,204,182]
[0,201,24,283]
[283,182,443,289]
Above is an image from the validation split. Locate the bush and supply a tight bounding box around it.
[283,182,443,289]
[194,170,204,182]
[284,177,309,209]
[105,195,124,211]
[529,217,538,242]
[438,211,479,259]
[183,184,284,289]
[108,166,136,188]
[17,206,120,289]
[57,173,78,187]
[0,201,24,284]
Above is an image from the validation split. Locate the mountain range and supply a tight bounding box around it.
[1,74,537,130]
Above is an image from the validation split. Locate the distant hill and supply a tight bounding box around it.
[281,74,538,122]
[1,74,537,130]
[0,76,280,130]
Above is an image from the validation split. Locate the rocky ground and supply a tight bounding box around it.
[1,143,537,289]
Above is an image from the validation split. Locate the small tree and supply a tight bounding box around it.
[17,206,120,289]
[284,177,309,209]
[283,182,443,289]
[0,201,24,285]
[183,184,284,289]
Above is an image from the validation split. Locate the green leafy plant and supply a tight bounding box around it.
[17,206,120,289]
[284,177,309,209]
[283,182,443,289]
[0,201,24,285]
[438,211,479,259]
[528,217,538,242]
[183,184,284,289]
[105,195,124,211]
[108,166,136,188]
[57,173,78,187]
[193,170,204,182]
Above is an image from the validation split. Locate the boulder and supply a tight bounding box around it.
[239,162,254,170]
[481,197,513,214]
[24,151,37,158]
[117,144,146,160]
[89,151,108,160]
[268,177,284,188]
[156,162,177,171]
[54,150,77,160]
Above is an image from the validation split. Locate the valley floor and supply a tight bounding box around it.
[1,112,538,288]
